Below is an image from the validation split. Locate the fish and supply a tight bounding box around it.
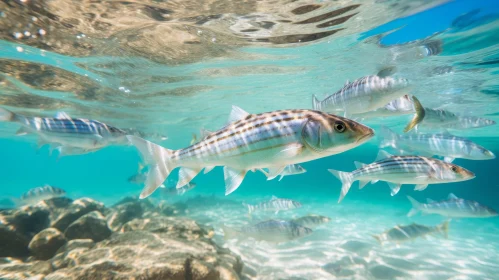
[128,173,147,184]
[243,196,302,215]
[290,214,331,229]
[312,75,411,117]
[380,126,495,163]
[407,194,498,218]
[352,94,416,119]
[261,164,306,181]
[19,185,66,205]
[372,220,450,245]
[0,108,128,154]
[160,183,197,196]
[127,106,374,199]
[221,219,313,243]
[328,150,475,203]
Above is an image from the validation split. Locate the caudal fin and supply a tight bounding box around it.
[436,220,450,239]
[0,108,16,122]
[312,95,322,111]
[406,196,422,217]
[404,96,425,132]
[127,135,176,199]
[379,126,398,149]
[328,169,354,203]
[221,225,239,241]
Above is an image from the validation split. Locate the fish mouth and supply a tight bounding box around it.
[357,131,375,143]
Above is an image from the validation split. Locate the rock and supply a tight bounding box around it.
[0,203,50,238]
[158,201,177,216]
[0,260,52,279]
[64,211,112,242]
[51,198,106,232]
[28,228,67,260]
[112,196,156,211]
[55,239,95,254]
[44,229,243,279]
[106,202,144,231]
[121,216,210,240]
[0,225,30,258]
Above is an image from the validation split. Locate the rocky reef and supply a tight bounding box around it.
[0,196,244,280]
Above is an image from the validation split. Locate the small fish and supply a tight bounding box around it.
[290,214,331,229]
[243,196,302,215]
[312,75,410,117]
[329,150,475,203]
[372,220,450,245]
[0,108,128,155]
[127,106,374,199]
[222,219,313,243]
[19,185,66,205]
[380,126,495,163]
[160,183,197,196]
[407,194,498,218]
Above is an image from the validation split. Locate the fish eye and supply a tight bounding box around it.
[451,166,458,172]
[334,121,346,133]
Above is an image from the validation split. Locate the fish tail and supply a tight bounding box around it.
[312,95,322,111]
[406,196,422,217]
[372,234,383,245]
[328,169,354,203]
[404,96,425,132]
[126,135,177,199]
[221,225,238,241]
[0,107,16,122]
[379,126,398,149]
[437,220,451,239]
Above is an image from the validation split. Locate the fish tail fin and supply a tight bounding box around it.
[406,196,422,217]
[404,96,425,132]
[437,220,451,239]
[221,225,238,241]
[328,169,353,203]
[379,126,398,149]
[126,135,176,199]
[372,234,383,245]
[0,107,16,122]
[312,95,321,111]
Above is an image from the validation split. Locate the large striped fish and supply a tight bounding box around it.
[127,106,374,198]
[380,126,495,163]
[312,75,411,117]
[0,108,128,154]
[407,194,498,218]
[329,151,475,203]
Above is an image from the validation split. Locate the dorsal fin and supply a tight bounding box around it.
[375,150,393,162]
[354,161,367,169]
[55,112,71,119]
[447,193,458,200]
[200,128,213,138]
[271,195,278,200]
[228,106,250,123]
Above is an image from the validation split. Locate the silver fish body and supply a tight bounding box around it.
[312,75,410,116]
[128,106,374,198]
[290,215,331,229]
[222,220,313,243]
[353,95,415,119]
[0,108,127,152]
[20,185,66,205]
[380,126,495,162]
[407,194,498,218]
[243,196,302,214]
[373,220,449,245]
[418,107,496,130]
[329,151,475,203]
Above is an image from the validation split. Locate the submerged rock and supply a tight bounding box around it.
[51,198,106,232]
[0,225,30,258]
[28,228,67,260]
[106,201,145,231]
[0,204,51,238]
[55,239,95,255]
[0,259,52,279]
[64,211,112,242]
[121,216,210,240]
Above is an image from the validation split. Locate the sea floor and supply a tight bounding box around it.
[178,194,499,280]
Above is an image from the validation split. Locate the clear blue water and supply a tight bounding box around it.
[1,0,499,278]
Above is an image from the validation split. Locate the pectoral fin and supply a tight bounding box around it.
[387,182,401,196]
[15,127,30,136]
[223,167,247,195]
[275,143,304,158]
[414,184,428,191]
[204,166,215,174]
[266,166,287,180]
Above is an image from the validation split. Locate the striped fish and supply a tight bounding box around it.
[380,126,495,163]
[127,106,374,198]
[20,185,66,205]
[329,150,475,203]
[372,220,450,245]
[222,219,313,243]
[312,75,410,117]
[290,214,331,229]
[243,196,302,215]
[0,108,128,154]
[407,194,498,218]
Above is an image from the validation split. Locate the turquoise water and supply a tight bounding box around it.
[2,0,499,278]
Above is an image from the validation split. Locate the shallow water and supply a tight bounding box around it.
[1,0,499,279]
